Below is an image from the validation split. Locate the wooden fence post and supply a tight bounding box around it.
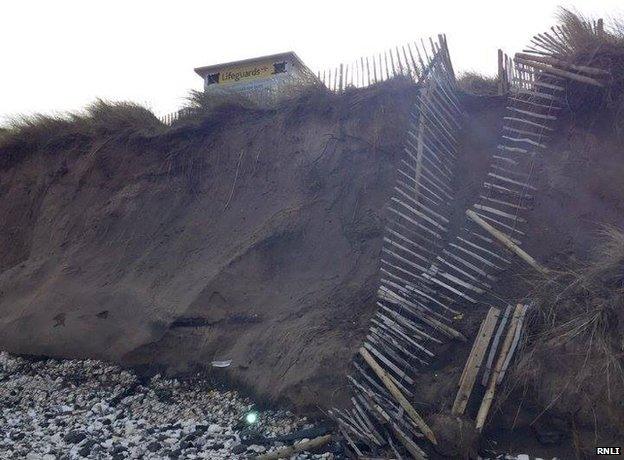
[339,63,344,92]
[498,49,504,95]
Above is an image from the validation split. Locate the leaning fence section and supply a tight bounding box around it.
[434,25,609,434]
[330,35,464,458]
[429,29,609,314]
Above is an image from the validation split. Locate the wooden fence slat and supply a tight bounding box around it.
[515,57,604,87]
[466,209,547,273]
[475,304,524,431]
[452,307,500,415]
[359,347,437,445]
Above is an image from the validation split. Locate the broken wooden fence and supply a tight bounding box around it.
[335,20,609,458]
[451,304,529,431]
[422,25,607,433]
[332,35,462,459]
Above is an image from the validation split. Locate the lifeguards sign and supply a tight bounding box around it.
[208,60,284,86]
[194,52,311,91]
[221,64,272,84]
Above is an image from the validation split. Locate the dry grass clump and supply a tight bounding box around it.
[176,81,331,124]
[552,9,624,67]
[171,77,417,133]
[83,100,162,136]
[0,77,418,169]
[513,226,624,437]
[457,72,499,96]
[542,9,624,135]
[181,89,257,119]
[0,99,162,164]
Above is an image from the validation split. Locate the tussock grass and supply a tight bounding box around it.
[457,72,499,96]
[512,226,624,437]
[0,77,418,169]
[553,8,624,65]
[540,9,624,137]
[0,100,163,163]
[84,100,162,136]
[174,81,333,125]
[168,76,417,133]
[181,89,256,119]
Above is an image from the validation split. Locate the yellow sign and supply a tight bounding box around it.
[218,61,276,85]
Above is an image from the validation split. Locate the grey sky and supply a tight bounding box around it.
[1,0,622,124]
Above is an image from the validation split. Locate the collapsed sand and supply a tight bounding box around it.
[0,82,416,412]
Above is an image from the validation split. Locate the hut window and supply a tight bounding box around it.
[273,62,286,74]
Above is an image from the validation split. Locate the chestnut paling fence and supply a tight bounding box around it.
[331,24,609,458]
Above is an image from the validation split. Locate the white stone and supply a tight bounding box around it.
[101,438,114,449]
[248,444,266,453]
[207,423,221,434]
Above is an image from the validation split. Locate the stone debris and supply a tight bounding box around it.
[0,351,339,459]
[480,455,559,460]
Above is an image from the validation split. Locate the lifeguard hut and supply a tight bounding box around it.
[194,52,317,103]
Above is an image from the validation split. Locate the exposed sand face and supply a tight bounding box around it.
[0,81,417,412]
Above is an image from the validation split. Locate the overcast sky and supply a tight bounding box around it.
[1,0,622,124]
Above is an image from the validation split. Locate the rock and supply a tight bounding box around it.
[533,418,567,446]
[10,432,25,441]
[57,405,74,413]
[535,428,564,445]
[147,441,161,452]
[429,412,479,458]
[248,444,266,453]
[111,444,127,454]
[180,440,194,449]
[232,444,247,454]
[64,430,87,444]
[91,401,110,414]
[207,423,221,434]
[101,438,114,449]
[78,439,98,457]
